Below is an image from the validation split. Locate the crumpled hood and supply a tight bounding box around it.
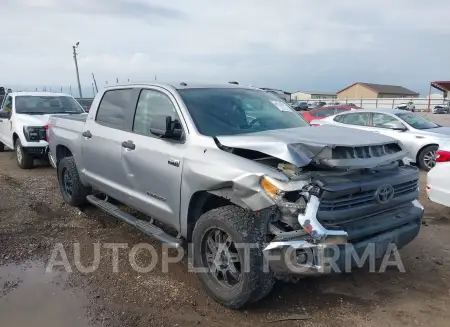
[216,125,407,169]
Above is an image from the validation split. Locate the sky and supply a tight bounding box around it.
[1,0,449,97]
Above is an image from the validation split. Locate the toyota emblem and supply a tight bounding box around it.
[375,185,395,204]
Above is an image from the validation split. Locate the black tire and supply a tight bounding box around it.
[418,145,438,171]
[57,156,89,207]
[0,142,4,152]
[15,139,34,169]
[192,205,275,308]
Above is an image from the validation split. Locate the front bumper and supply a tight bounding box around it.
[263,198,424,276]
[22,146,47,157]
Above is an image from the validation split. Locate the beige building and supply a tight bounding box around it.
[337,83,419,99]
[291,91,337,101]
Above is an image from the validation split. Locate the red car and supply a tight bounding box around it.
[302,105,360,123]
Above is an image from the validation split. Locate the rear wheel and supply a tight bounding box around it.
[418,145,438,171]
[192,205,275,308]
[57,156,89,207]
[0,142,4,152]
[15,139,34,169]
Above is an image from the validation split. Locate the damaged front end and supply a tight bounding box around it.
[207,126,423,277]
[258,175,349,276]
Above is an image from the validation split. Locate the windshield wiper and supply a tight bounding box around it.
[17,112,49,115]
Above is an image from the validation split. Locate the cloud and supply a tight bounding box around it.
[1,0,449,96]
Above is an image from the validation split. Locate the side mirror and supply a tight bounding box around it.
[150,115,183,140]
[392,126,407,132]
[0,111,10,119]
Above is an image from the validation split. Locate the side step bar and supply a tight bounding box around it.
[87,195,182,249]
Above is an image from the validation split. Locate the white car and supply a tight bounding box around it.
[0,92,85,168]
[310,108,450,171]
[427,141,450,207]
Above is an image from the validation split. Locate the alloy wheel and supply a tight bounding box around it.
[16,144,23,164]
[423,150,437,170]
[203,228,242,288]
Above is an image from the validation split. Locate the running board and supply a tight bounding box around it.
[86,195,182,248]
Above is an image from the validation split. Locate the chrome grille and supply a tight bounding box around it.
[319,179,418,212]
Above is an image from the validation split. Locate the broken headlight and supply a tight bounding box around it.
[260,176,307,216]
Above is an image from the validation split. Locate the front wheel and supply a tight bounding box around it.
[57,156,89,207]
[418,145,438,171]
[192,205,275,309]
[15,139,34,169]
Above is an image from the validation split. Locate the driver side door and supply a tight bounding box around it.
[0,95,13,147]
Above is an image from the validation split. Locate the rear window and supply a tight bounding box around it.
[96,89,136,130]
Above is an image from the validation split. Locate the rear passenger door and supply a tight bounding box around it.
[121,87,186,229]
[81,88,140,202]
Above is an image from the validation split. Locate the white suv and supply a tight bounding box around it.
[0,92,85,168]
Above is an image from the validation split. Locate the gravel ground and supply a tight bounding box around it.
[1,113,450,326]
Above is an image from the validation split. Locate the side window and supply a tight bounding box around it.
[372,113,403,129]
[334,108,349,114]
[133,89,180,135]
[96,89,135,130]
[333,114,344,122]
[1,96,12,113]
[340,112,370,126]
[317,108,335,116]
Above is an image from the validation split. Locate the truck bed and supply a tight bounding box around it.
[48,113,88,166]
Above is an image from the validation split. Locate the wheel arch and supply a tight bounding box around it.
[12,132,19,146]
[416,143,439,163]
[186,191,233,241]
[55,145,73,166]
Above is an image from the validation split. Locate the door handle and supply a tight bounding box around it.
[122,140,136,150]
[82,130,92,138]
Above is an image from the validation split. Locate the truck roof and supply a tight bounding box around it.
[105,82,257,91]
[8,91,73,97]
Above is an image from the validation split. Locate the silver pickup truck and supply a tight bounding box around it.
[48,83,423,308]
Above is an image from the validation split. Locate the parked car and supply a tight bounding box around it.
[302,105,358,123]
[0,92,85,168]
[396,101,415,112]
[427,141,450,208]
[48,83,423,308]
[432,103,450,114]
[76,98,94,112]
[311,108,450,170]
[306,101,327,110]
[293,101,308,111]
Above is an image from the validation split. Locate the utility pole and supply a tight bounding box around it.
[72,42,83,99]
[91,73,98,93]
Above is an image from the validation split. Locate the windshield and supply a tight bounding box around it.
[15,96,85,114]
[396,112,439,129]
[178,88,309,136]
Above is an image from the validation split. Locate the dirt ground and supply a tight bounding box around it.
[1,114,450,326]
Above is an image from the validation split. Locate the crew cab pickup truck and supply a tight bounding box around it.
[48,83,423,308]
[0,92,85,168]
